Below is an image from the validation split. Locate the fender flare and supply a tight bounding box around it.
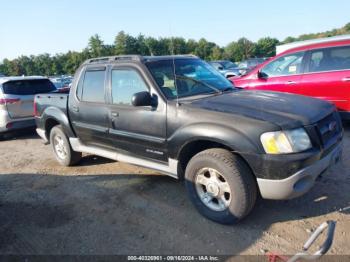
[42,107,75,139]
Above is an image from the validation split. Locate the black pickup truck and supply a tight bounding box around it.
[35,55,343,224]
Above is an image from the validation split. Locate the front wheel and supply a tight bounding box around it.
[185,148,257,224]
[50,125,82,166]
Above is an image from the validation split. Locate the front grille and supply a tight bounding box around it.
[316,112,342,146]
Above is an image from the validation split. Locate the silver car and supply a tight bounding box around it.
[0,76,56,135]
[208,60,240,78]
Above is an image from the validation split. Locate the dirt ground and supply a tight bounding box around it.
[0,126,349,257]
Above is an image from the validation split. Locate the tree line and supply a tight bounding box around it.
[1,22,349,76]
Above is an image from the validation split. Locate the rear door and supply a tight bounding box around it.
[301,45,350,111]
[69,66,111,148]
[249,51,305,93]
[2,79,56,119]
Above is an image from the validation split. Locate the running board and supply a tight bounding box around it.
[69,138,178,179]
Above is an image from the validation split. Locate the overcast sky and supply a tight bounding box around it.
[1,0,349,61]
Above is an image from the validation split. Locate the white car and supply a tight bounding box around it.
[0,76,56,136]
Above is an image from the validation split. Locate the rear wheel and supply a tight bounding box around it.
[185,148,257,224]
[50,125,81,166]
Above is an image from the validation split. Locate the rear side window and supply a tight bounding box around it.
[309,51,324,72]
[111,69,148,105]
[307,45,350,72]
[81,70,106,103]
[2,79,56,95]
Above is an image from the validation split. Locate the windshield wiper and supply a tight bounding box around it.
[175,75,222,94]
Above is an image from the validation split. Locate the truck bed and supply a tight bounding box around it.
[34,93,68,117]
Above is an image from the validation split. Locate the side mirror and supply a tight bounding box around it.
[217,66,224,70]
[257,70,268,79]
[131,91,154,107]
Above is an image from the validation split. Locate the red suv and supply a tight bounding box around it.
[230,38,350,119]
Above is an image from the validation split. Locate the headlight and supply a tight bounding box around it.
[260,128,312,154]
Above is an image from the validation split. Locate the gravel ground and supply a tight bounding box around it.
[0,126,349,256]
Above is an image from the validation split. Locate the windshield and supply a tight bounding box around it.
[221,61,236,69]
[146,59,234,99]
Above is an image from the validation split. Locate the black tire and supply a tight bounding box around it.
[0,133,11,141]
[49,125,82,166]
[185,148,257,224]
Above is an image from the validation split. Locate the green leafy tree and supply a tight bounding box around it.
[345,23,350,32]
[136,34,150,55]
[114,31,141,55]
[144,37,169,55]
[194,38,216,59]
[0,63,5,75]
[255,37,279,57]
[282,22,350,44]
[186,39,198,54]
[88,34,105,57]
[224,41,240,61]
[209,46,224,60]
[168,37,187,54]
[225,38,256,61]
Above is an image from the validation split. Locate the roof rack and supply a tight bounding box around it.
[142,54,199,61]
[84,54,199,65]
[84,55,143,64]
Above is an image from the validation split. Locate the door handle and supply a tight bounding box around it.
[342,77,350,82]
[286,81,296,85]
[72,106,79,112]
[111,112,119,117]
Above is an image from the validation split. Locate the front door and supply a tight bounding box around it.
[251,51,305,94]
[106,65,167,162]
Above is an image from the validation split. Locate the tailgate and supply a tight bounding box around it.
[2,79,56,119]
[5,94,34,119]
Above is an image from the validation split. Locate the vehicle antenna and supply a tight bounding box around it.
[169,24,180,107]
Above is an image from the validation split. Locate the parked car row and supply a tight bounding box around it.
[208,60,240,78]
[209,58,268,78]
[33,54,342,225]
[50,75,73,93]
[237,57,269,75]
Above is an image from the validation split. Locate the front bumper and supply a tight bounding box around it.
[257,142,342,200]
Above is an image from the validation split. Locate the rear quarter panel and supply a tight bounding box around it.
[35,94,75,138]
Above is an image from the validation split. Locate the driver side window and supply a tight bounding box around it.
[261,52,305,77]
[111,69,149,105]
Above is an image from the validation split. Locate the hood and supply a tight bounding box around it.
[186,90,335,129]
